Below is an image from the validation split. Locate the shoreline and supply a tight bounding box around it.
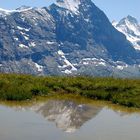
[0,74,140,108]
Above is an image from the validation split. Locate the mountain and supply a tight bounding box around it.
[0,0,140,77]
[112,15,140,51]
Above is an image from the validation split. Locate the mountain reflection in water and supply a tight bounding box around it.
[36,100,102,133]
[1,97,140,140]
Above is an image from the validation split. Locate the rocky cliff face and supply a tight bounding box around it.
[0,0,140,77]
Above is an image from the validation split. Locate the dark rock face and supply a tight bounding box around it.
[0,0,140,77]
[49,0,138,62]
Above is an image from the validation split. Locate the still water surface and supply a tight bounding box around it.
[0,97,140,140]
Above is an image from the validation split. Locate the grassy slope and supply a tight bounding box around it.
[0,74,140,108]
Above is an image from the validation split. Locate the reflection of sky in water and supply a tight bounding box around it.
[0,99,140,140]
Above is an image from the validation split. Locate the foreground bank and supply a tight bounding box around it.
[0,74,140,108]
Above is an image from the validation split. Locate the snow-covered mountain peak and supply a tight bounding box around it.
[118,15,139,28]
[113,16,140,50]
[55,0,81,13]
[125,15,138,24]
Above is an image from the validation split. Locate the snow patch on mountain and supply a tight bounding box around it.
[29,42,36,47]
[0,7,32,16]
[17,26,30,32]
[112,20,118,27]
[24,36,29,40]
[58,50,77,74]
[34,63,43,72]
[20,31,30,41]
[19,44,28,48]
[80,58,107,66]
[55,0,80,14]
[14,37,19,41]
[46,41,55,45]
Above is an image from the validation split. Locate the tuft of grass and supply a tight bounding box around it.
[0,74,140,108]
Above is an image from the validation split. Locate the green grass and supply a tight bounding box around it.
[0,73,140,108]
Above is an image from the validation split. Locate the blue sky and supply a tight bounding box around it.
[0,0,140,21]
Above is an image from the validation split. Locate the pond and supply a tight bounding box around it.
[0,96,140,140]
